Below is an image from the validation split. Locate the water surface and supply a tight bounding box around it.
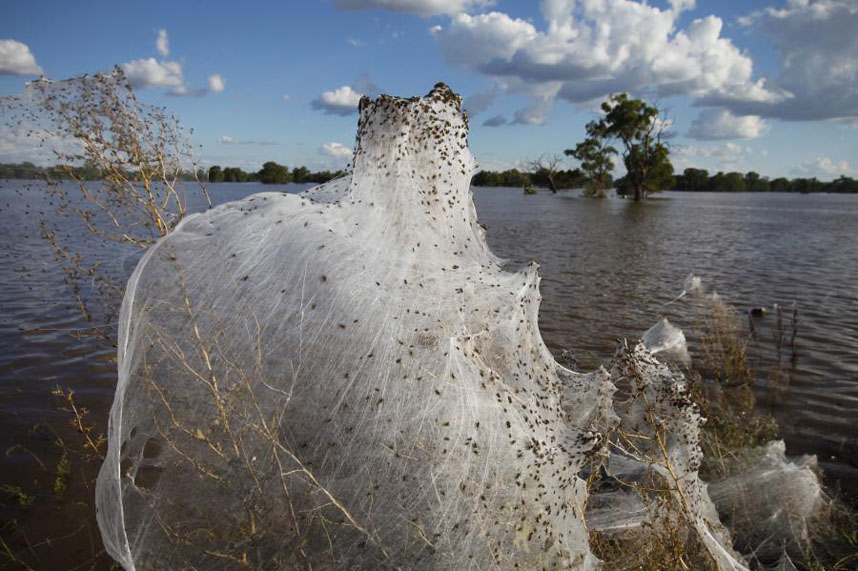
[1,181,856,568]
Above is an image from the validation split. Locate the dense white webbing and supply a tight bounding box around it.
[95,85,821,570]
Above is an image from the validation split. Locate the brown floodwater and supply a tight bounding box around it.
[1,181,856,569]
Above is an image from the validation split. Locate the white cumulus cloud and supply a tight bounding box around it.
[0,122,79,163]
[673,141,753,172]
[0,39,43,76]
[335,0,494,17]
[512,98,554,126]
[311,85,364,115]
[430,0,782,120]
[123,31,222,96]
[122,57,183,88]
[713,0,858,122]
[156,29,169,57]
[167,85,209,97]
[320,141,354,159]
[463,85,498,116]
[793,156,858,178]
[687,108,769,140]
[816,157,858,176]
[208,74,226,93]
[430,12,536,71]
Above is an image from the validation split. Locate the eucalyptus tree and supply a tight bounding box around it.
[565,122,616,198]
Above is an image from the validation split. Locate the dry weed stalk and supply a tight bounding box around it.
[25,68,210,340]
[51,386,107,460]
[32,68,209,245]
[763,303,799,404]
[0,69,209,569]
[686,292,779,477]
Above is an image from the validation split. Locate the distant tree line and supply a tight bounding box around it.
[4,160,856,194]
[671,168,858,193]
[0,161,206,182]
[0,161,104,181]
[206,161,345,185]
[471,167,585,189]
[0,161,345,186]
[469,165,858,194]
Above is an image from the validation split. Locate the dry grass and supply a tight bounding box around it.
[684,290,857,570]
[590,505,716,571]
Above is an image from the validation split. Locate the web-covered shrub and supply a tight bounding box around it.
[96,85,822,570]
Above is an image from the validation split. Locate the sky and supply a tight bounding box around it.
[1,0,856,179]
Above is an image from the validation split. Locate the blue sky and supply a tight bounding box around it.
[1,0,856,179]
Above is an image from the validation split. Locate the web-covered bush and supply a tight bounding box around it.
[96,84,822,570]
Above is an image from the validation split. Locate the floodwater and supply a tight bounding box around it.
[1,180,856,568]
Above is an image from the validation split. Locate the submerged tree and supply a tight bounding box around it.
[565,122,616,198]
[585,93,673,201]
[527,154,564,192]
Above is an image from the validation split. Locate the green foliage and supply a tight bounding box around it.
[207,165,224,183]
[53,451,70,499]
[709,171,746,192]
[203,163,343,185]
[828,175,858,193]
[469,171,495,185]
[0,161,102,180]
[564,125,615,198]
[530,167,555,190]
[222,167,248,182]
[531,167,585,190]
[499,168,529,187]
[471,167,584,189]
[744,171,770,192]
[792,177,824,194]
[303,169,345,183]
[0,484,34,508]
[682,168,710,191]
[0,161,347,186]
[770,177,791,192]
[291,166,311,183]
[566,93,673,200]
[4,159,855,195]
[257,161,291,184]
[671,169,858,193]
[472,168,529,187]
[597,93,674,200]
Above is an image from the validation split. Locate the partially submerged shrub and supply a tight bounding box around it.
[670,278,856,569]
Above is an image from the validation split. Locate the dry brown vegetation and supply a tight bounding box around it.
[30,68,210,340]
